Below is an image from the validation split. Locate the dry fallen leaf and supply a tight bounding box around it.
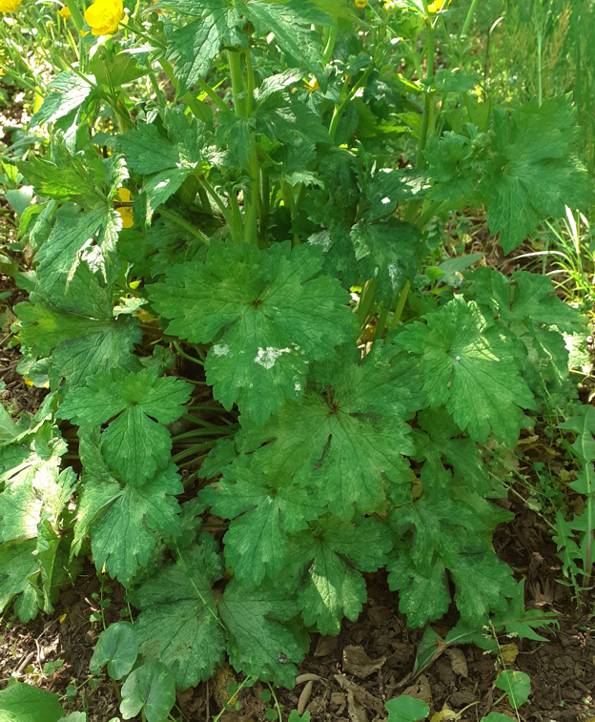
[334,674,384,714]
[446,648,468,678]
[213,665,239,708]
[297,680,313,715]
[403,674,432,705]
[347,688,368,722]
[342,645,386,678]
[315,636,338,657]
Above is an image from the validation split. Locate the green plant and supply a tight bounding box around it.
[554,404,595,598]
[0,681,88,722]
[494,670,531,710]
[513,207,594,313]
[0,1,592,720]
[288,711,310,722]
[385,694,430,722]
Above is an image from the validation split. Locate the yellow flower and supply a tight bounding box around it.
[427,0,449,13]
[84,0,123,36]
[0,0,22,13]
[354,0,368,8]
[115,187,134,229]
[59,5,71,18]
[305,76,319,93]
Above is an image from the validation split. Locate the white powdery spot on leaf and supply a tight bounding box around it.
[254,346,292,370]
[388,263,402,290]
[307,230,332,252]
[213,344,230,357]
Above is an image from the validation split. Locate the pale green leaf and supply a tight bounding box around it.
[200,464,323,586]
[160,0,242,94]
[0,540,39,622]
[31,71,93,126]
[117,124,180,175]
[246,2,323,74]
[120,661,176,722]
[495,670,531,709]
[388,555,450,629]
[15,266,141,389]
[293,518,392,634]
[385,694,429,722]
[227,353,412,518]
[0,683,63,722]
[90,622,139,680]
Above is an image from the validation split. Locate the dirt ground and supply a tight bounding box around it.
[0,517,593,722]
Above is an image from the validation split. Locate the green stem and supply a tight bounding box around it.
[460,0,480,37]
[373,304,389,341]
[200,175,233,226]
[197,78,228,113]
[416,16,436,166]
[357,279,378,326]
[212,678,254,722]
[243,47,260,245]
[172,428,233,442]
[322,25,337,64]
[159,208,210,245]
[389,281,411,329]
[172,443,213,463]
[173,340,204,365]
[182,414,230,429]
[536,28,543,106]
[228,189,243,243]
[64,0,85,33]
[227,49,246,118]
[328,103,344,141]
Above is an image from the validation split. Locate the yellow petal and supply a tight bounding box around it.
[427,0,447,12]
[305,76,320,92]
[116,206,134,229]
[59,5,71,18]
[84,0,123,35]
[0,0,22,12]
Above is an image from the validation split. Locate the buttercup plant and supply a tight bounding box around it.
[84,0,124,36]
[0,1,592,720]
